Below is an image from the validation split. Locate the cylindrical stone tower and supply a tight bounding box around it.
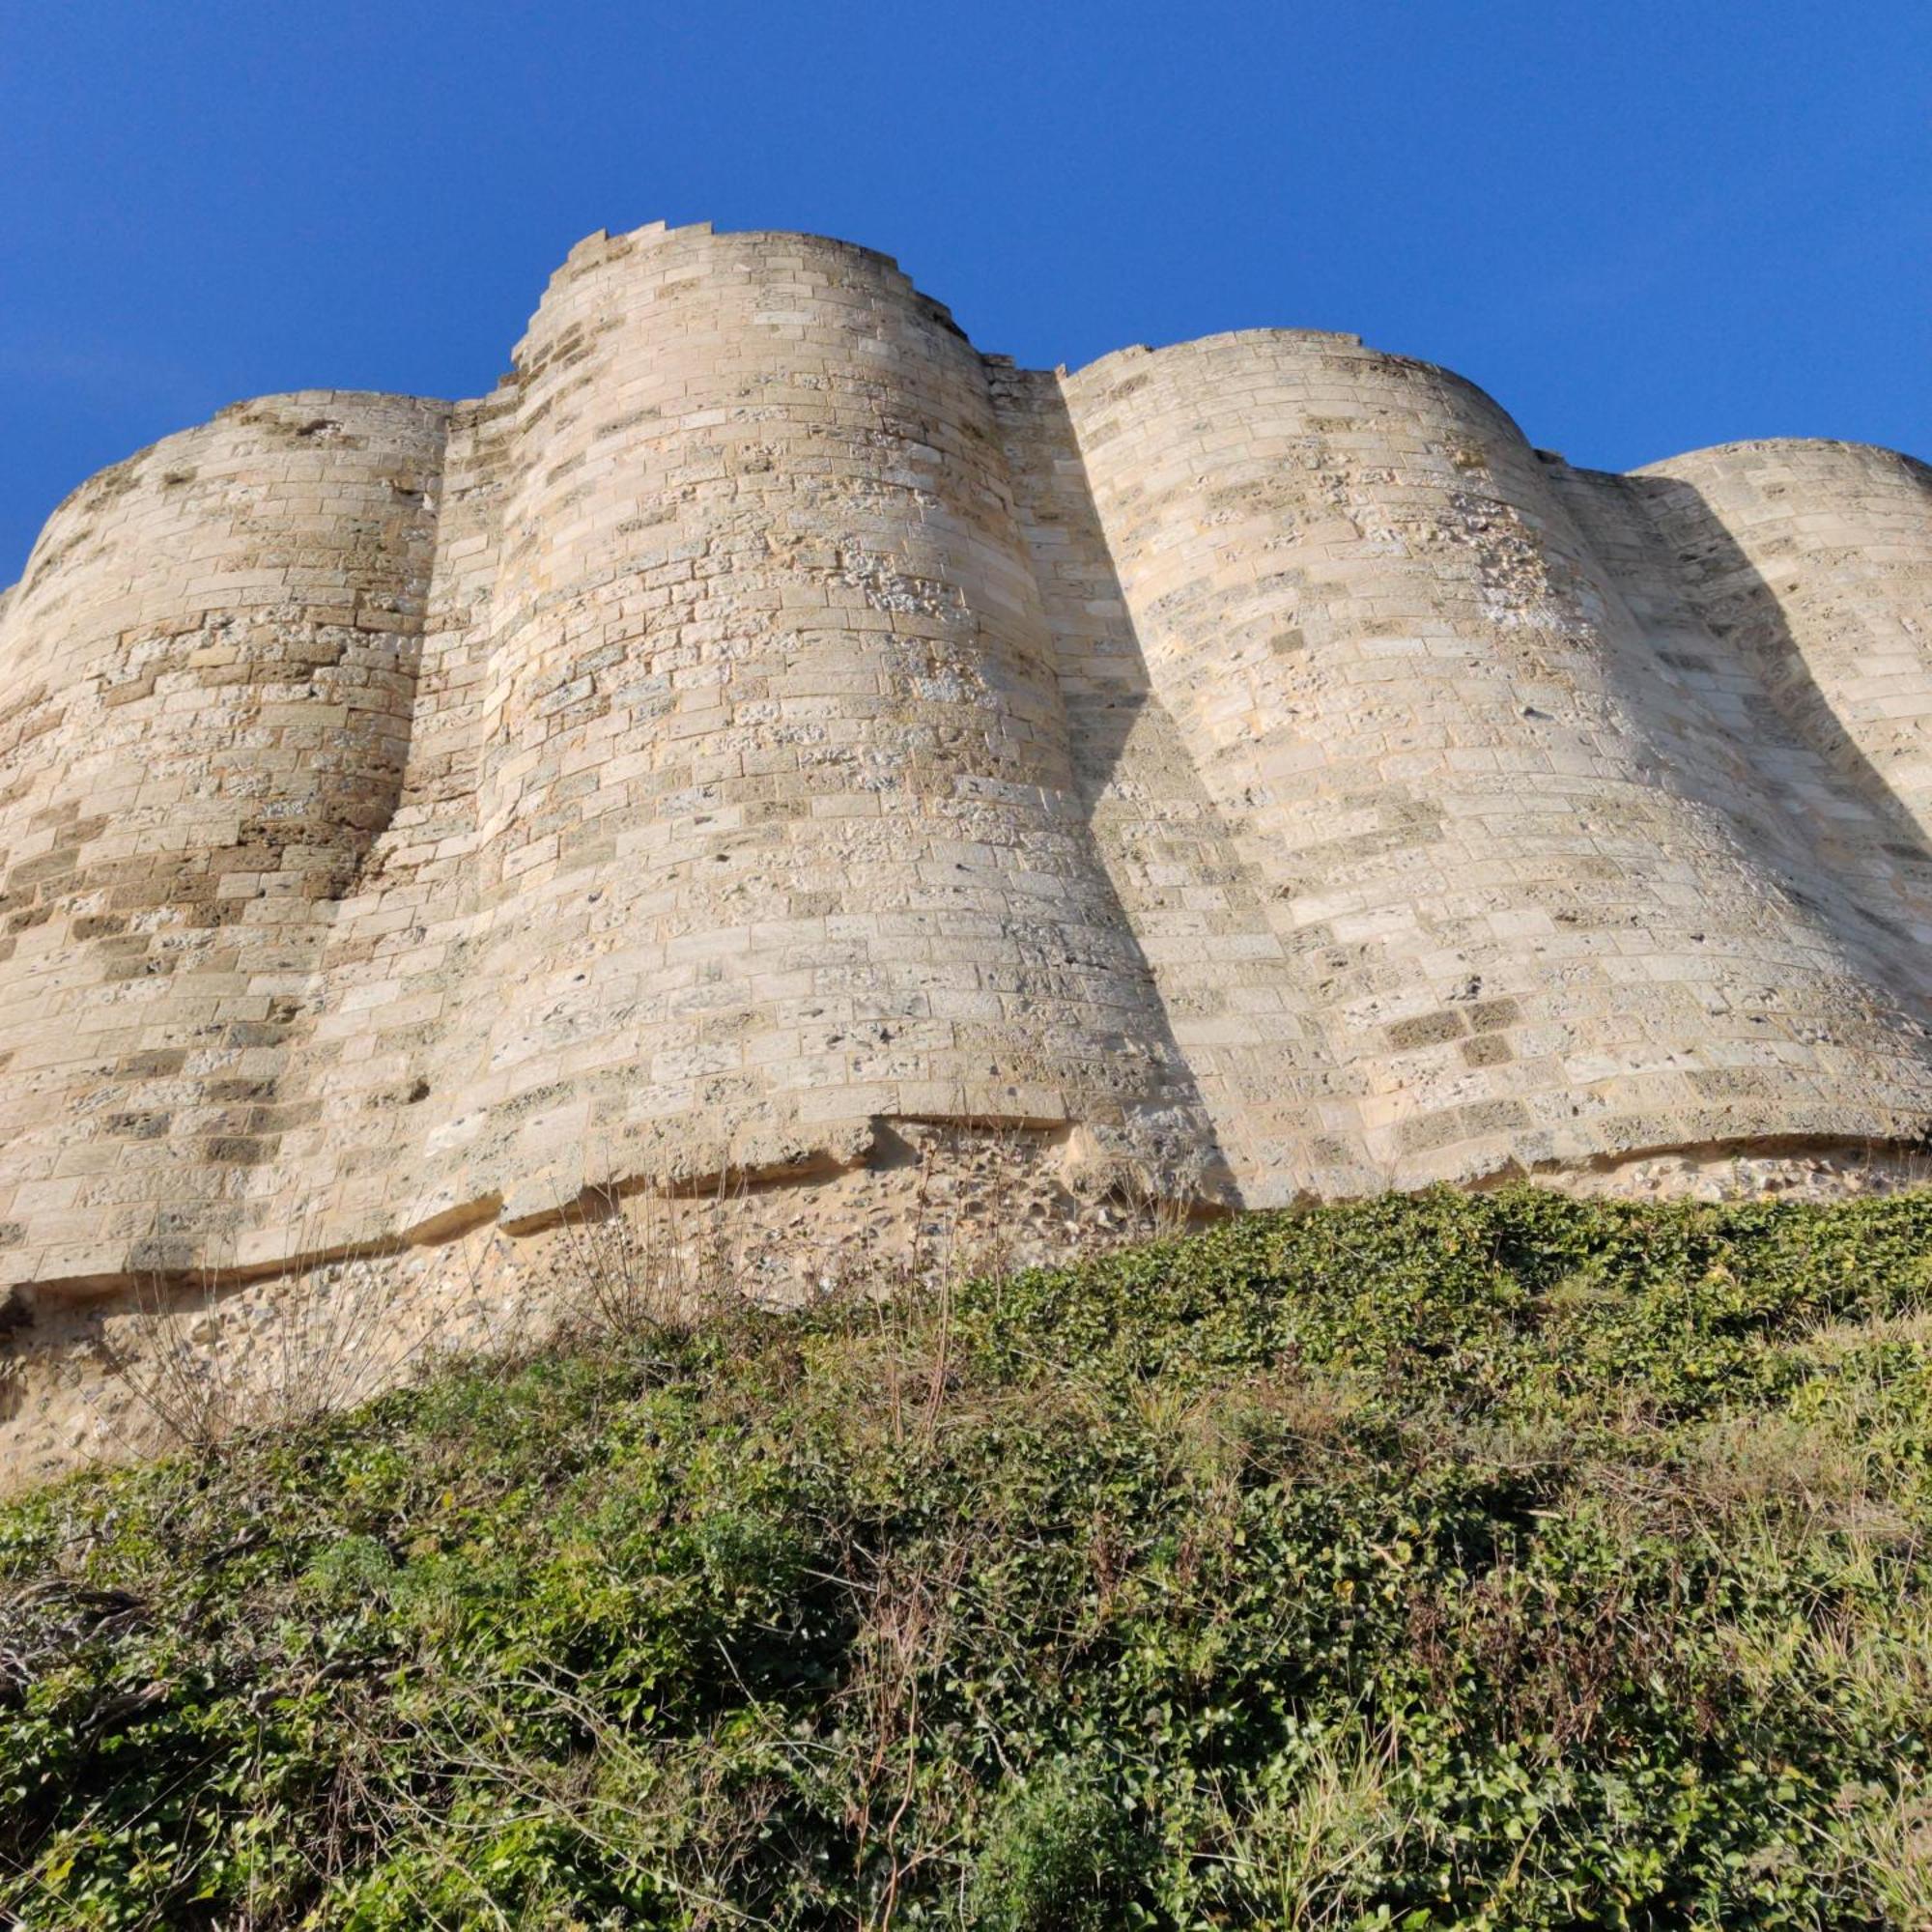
[0,392,448,1282]
[1546,455,1932,1011]
[1061,331,1932,1183]
[362,221,1217,1231]
[1634,440,1932,847]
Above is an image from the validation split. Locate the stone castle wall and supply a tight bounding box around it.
[4,217,1932,1317]
[1061,334,1932,1187]
[0,394,449,1287]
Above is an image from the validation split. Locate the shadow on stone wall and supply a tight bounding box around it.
[1623,470,1932,1022]
[996,370,1370,1203]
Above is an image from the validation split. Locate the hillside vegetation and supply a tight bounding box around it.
[4,1186,1932,1928]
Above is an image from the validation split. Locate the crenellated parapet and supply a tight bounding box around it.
[3,219,1932,1304]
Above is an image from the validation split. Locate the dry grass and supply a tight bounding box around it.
[88,1233,529,1465]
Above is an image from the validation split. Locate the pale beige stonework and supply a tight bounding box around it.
[3,218,1932,1479]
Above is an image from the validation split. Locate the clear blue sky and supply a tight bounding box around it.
[3,0,1927,579]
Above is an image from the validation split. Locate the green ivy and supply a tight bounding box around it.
[4,1185,1931,1926]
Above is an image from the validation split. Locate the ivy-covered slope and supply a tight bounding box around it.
[5,1187,1932,1929]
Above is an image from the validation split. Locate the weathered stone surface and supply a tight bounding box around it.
[4,217,1932,1307]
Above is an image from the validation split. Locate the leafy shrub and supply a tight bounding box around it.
[4,1185,1932,1926]
[967,1753,1144,1930]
